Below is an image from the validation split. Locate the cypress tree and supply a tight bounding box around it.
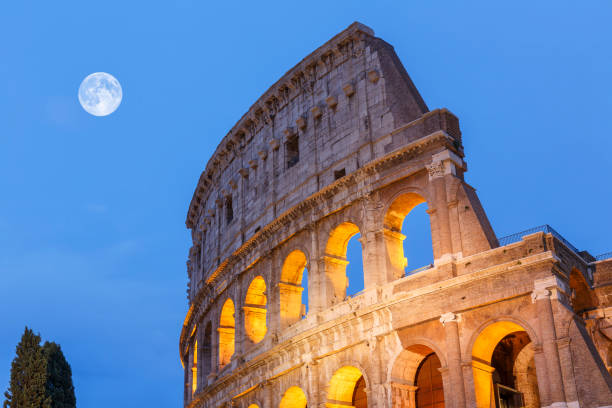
[3,327,51,408]
[42,342,76,408]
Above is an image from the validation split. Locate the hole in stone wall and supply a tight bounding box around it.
[346,233,364,297]
[334,168,346,180]
[225,196,233,224]
[286,135,299,168]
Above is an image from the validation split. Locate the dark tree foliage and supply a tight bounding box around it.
[3,327,51,408]
[42,342,76,408]
[4,329,76,408]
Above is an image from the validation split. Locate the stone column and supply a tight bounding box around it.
[187,347,194,403]
[425,161,451,262]
[391,382,418,408]
[196,327,204,392]
[532,343,551,407]
[440,312,466,408]
[262,380,274,407]
[307,360,320,408]
[361,192,393,288]
[426,150,464,264]
[532,288,567,405]
[557,337,579,405]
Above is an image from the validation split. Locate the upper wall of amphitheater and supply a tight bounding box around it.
[184,23,465,298]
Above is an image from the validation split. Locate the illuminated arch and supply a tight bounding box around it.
[191,339,198,395]
[324,222,361,303]
[244,276,267,344]
[279,386,307,408]
[326,365,367,407]
[247,404,260,408]
[218,298,235,369]
[471,320,540,408]
[280,250,308,328]
[390,344,445,408]
[383,192,431,277]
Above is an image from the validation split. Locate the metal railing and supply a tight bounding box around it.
[497,224,580,254]
[595,252,612,262]
[405,263,434,276]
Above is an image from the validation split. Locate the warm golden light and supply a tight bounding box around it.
[280,250,307,328]
[279,386,307,408]
[218,298,235,369]
[471,321,527,408]
[244,276,267,343]
[191,340,198,394]
[324,222,360,302]
[383,193,427,276]
[326,365,364,405]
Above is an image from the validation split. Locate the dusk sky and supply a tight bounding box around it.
[2,1,612,407]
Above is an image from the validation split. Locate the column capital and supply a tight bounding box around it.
[440,312,460,325]
[531,288,552,303]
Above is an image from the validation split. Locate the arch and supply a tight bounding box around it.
[200,322,212,383]
[191,339,198,395]
[218,298,235,369]
[324,222,361,304]
[279,386,307,408]
[470,320,540,408]
[280,250,308,328]
[383,192,432,277]
[390,343,446,408]
[465,316,539,360]
[247,405,260,408]
[569,268,597,313]
[244,276,267,344]
[327,365,367,408]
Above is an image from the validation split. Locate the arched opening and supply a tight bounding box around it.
[415,354,444,408]
[279,386,307,408]
[200,322,212,384]
[280,250,308,328]
[191,339,198,395]
[390,344,445,408]
[247,405,260,408]
[218,298,235,370]
[569,269,597,314]
[384,193,433,277]
[472,321,540,408]
[325,222,362,304]
[346,233,365,297]
[244,276,267,344]
[327,366,367,408]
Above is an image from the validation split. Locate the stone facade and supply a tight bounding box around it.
[179,22,612,408]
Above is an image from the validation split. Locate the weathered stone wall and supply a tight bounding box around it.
[180,22,612,408]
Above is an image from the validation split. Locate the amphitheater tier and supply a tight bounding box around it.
[181,22,612,408]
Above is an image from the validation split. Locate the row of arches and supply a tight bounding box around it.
[248,365,368,408]
[193,318,542,407]
[391,319,540,408]
[193,193,433,375]
[187,192,435,395]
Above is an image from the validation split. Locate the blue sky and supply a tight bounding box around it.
[2,1,611,407]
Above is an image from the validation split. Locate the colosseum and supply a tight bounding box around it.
[179,22,612,408]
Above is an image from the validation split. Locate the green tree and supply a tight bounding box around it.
[42,342,76,408]
[3,327,51,408]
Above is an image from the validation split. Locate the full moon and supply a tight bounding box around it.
[78,72,122,116]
